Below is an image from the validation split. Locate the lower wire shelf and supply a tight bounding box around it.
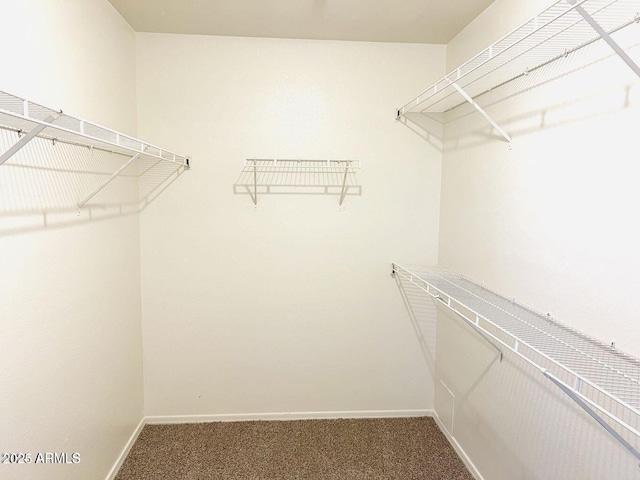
[392,263,640,462]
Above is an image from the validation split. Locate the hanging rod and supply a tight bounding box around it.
[391,263,640,463]
[0,124,144,159]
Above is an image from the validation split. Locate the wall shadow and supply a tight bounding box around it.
[396,112,444,151]
[393,272,437,373]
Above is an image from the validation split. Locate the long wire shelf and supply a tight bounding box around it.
[397,0,640,118]
[0,90,190,167]
[0,90,190,209]
[392,263,640,462]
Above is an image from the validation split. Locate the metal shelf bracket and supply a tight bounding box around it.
[252,159,258,206]
[0,112,61,166]
[567,0,640,79]
[544,370,640,463]
[338,163,350,207]
[77,152,142,209]
[450,82,512,145]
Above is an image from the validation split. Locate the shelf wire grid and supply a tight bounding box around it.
[398,0,640,115]
[0,90,189,166]
[392,264,640,451]
[243,159,361,170]
[238,159,360,190]
[0,127,185,214]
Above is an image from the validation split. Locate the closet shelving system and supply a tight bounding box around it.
[393,0,640,464]
[242,158,360,207]
[0,90,190,209]
[396,0,640,145]
[392,264,640,462]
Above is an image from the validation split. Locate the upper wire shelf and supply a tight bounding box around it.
[397,0,640,117]
[392,264,640,462]
[0,90,190,167]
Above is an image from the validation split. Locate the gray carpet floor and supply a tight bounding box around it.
[115,417,474,479]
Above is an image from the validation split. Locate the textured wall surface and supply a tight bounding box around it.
[136,33,445,418]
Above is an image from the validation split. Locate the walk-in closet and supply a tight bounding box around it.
[1,0,639,479]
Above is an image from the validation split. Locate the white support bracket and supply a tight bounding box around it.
[252,160,258,206]
[450,82,512,145]
[543,370,640,464]
[77,152,141,209]
[0,113,61,166]
[338,163,350,207]
[138,159,163,178]
[567,0,640,79]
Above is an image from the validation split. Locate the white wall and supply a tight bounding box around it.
[0,1,143,479]
[136,34,445,417]
[437,0,640,478]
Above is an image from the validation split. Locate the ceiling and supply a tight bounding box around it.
[107,0,495,44]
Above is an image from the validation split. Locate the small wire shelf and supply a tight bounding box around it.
[237,159,361,207]
[392,263,640,462]
[397,0,640,116]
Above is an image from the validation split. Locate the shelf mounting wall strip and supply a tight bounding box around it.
[450,82,512,144]
[391,263,640,464]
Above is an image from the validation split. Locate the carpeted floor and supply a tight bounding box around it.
[115,417,473,479]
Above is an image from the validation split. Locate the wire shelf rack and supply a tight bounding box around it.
[392,263,640,462]
[0,90,190,167]
[0,89,190,209]
[397,0,640,117]
[238,159,361,207]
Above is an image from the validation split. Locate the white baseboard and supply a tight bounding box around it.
[145,409,434,424]
[432,411,485,480]
[105,417,145,480]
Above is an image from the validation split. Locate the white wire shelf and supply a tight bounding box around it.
[0,90,190,167]
[397,0,640,118]
[392,263,640,462]
[0,90,190,209]
[244,159,361,170]
[240,159,360,207]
